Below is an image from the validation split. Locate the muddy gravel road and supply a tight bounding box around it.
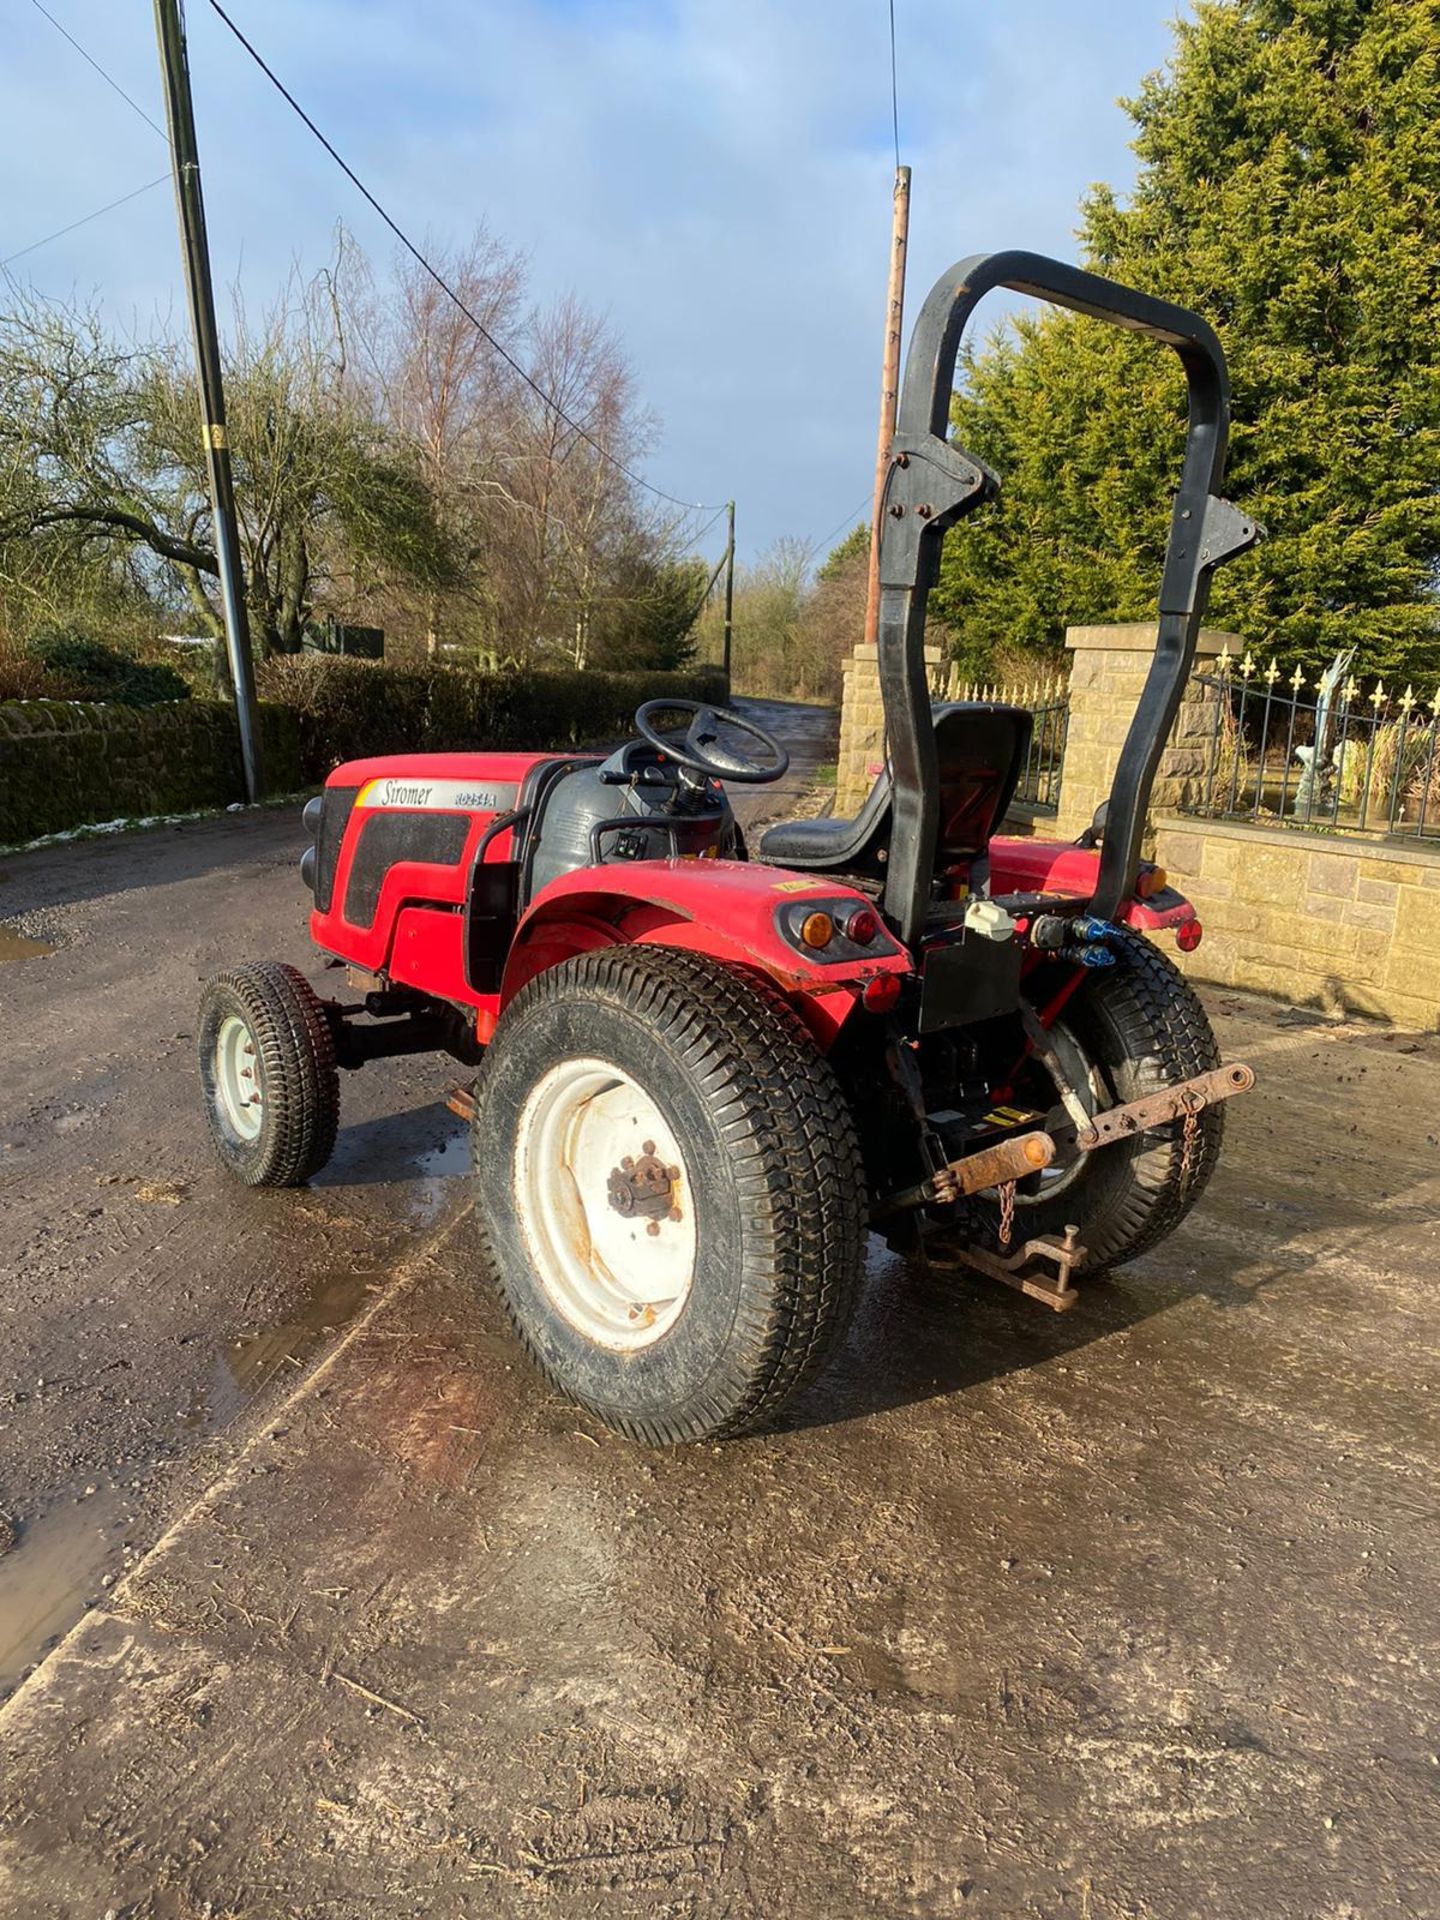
[2,699,1437,1918]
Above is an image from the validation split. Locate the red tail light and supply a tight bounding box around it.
[861,974,902,1013]
[844,907,879,946]
[1176,919,1203,953]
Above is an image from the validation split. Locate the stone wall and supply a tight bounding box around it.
[1156,819,1440,1027]
[0,700,301,845]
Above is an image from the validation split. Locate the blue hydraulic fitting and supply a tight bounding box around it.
[1062,943,1117,968]
[1068,915,1114,944]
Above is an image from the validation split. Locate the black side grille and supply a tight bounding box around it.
[341,810,470,929]
[313,787,359,913]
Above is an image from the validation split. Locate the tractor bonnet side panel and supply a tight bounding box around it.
[308,752,558,982]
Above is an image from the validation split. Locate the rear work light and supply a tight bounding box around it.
[1176,918,1203,952]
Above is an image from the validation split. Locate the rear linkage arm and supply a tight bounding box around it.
[881,1061,1256,1311]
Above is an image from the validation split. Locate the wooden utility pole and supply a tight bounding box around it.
[722,500,736,679]
[153,0,262,802]
[863,164,911,648]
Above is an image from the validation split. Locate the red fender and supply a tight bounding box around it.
[503,859,913,1044]
[988,837,1200,934]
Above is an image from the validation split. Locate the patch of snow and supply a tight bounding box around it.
[0,790,313,856]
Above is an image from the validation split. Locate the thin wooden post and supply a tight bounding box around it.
[863,164,911,649]
[722,500,735,679]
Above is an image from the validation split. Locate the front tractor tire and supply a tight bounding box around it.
[962,928,1225,1276]
[197,963,340,1188]
[473,946,866,1446]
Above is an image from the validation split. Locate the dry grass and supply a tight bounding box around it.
[1335,715,1440,824]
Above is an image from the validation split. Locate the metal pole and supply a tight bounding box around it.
[153,0,262,802]
[722,500,735,680]
[864,164,911,649]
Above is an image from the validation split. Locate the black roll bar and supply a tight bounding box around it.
[876,249,1261,945]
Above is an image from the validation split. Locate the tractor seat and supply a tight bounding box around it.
[758,703,1033,878]
[757,770,893,873]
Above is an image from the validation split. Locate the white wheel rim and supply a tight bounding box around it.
[214,1013,264,1141]
[513,1056,697,1352]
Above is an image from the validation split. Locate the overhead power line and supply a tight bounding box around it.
[814,492,874,560]
[26,0,170,142]
[690,503,730,550]
[2,174,171,270]
[202,0,725,516]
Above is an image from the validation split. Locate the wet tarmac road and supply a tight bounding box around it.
[2,701,1438,1916]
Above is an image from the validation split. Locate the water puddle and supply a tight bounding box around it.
[0,1259,386,1701]
[0,1109,472,1699]
[219,1264,384,1403]
[0,928,54,964]
[408,1126,471,1224]
[0,1260,386,1702]
[0,1482,131,1696]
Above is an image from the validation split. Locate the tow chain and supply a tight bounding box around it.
[1178,1092,1203,1191]
[997,1179,1017,1249]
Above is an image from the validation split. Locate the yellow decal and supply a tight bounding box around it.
[772,878,821,894]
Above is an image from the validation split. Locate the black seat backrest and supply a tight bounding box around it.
[755,701,1033,878]
[931,703,1033,861]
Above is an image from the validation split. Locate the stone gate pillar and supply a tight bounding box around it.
[1056,624,1237,843]
[835,640,942,816]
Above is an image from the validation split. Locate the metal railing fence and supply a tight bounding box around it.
[1185,646,1440,842]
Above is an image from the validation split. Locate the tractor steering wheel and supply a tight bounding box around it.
[633,699,790,786]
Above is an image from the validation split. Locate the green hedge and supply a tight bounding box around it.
[258,658,731,783]
[0,661,729,845]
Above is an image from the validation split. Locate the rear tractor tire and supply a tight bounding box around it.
[473,945,866,1445]
[961,927,1225,1276]
[197,962,339,1187]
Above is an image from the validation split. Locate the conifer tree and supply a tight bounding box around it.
[933,0,1440,681]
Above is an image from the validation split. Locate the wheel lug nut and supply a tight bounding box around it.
[642,1140,656,1156]
[646,1221,661,1237]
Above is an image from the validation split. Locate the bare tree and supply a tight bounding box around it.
[0,230,689,673]
[339,229,525,658]
[0,275,453,662]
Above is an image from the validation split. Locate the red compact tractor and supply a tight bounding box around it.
[199,251,1259,1445]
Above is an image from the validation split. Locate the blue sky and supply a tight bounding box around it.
[2,0,1184,565]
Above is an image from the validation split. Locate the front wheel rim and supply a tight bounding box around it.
[213,1012,264,1141]
[513,1056,697,1352]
